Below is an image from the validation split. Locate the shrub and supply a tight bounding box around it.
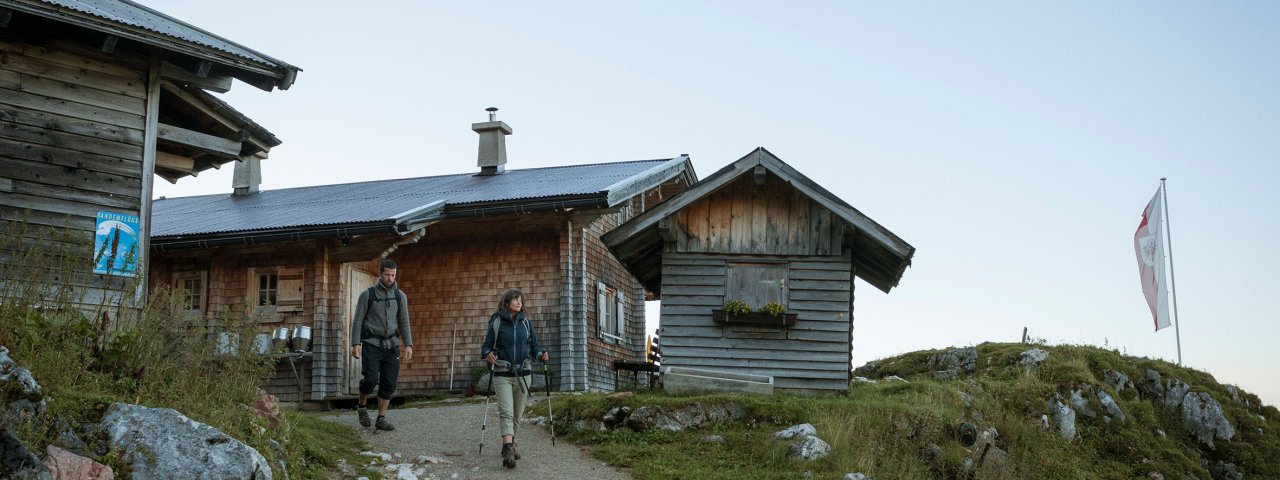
[722,300,752,315]
[759,302,786,316]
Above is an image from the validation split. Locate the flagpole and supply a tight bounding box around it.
[1160,178,1183,366]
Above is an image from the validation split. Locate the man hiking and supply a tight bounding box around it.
[351,259,414,431]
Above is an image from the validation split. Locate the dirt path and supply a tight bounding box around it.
[321,397,631,480]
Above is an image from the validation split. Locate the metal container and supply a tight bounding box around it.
[272,327,290,350]
[289,325,312,352]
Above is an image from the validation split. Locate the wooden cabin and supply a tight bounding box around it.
[148,116,695,403]
[0,0,298,306]
[603,147,914,394]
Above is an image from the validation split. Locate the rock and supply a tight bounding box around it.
[773,423,818,441]
[1156,428,1166,438]
[1164,380,1190,409]
[701,435,726,444]
[1138,370,1164,400]
[101,403,272,479]
[1224,385,1240,403]
[1050,398,1076,440]
[884,375,907,382]
[787,435,831,461]
[934,370,958,380]
[250,389,285,430]
[602,406,631,426]
[414,455,446,464]
[390,463,419,480]
[1040,415,1050,430]
[1103,370,1131,392]
[930,347,977,379]
[1097,390,1126,423]
[1069,389,1097,418]
[3,399,38,428]
[606,391,635,402]
[1019,349,1049,373]
[1181,392,1234,448]
[923,443,943,463]
[979,426,998,446]
[844,472,873,480]
[1,429,51,480]
[625,403,746,432]
[0,347,42,398]
[980,444,1010,468]
[852,362,879,377]
[851,376,877,384]
[45,445,113,480]
[1209,461,1243,480]
[360,451,392,462]
[1149,472,1164,480]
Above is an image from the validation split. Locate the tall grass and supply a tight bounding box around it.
[0,218,376,478]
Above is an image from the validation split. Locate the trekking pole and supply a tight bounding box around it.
[479,362,494,454]
[543,358,555,446]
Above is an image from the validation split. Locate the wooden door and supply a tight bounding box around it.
[345,265,377,394]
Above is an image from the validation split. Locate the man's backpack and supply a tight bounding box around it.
[362,285,400,340]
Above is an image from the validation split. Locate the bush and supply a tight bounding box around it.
[759,302,786,316]
[722,300,751,315]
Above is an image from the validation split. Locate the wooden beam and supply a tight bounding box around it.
[159,81,272,152]
[155,150,196,173]
[157,122,241,159]
[161,61,231,93]
[195,60,213,78]
[101,35,118,53]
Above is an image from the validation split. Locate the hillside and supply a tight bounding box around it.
[550,342,1279,479]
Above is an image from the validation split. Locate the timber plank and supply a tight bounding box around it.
[0,49,145,98]
[729,178,749,253]
[750,179,767,253]
[0,135,143,177]
[0,190,132,221]
[19,72,146,114]
[0,36,147,79]
[0,87,144,128]
[789,269,850,281]
[663,345,847,364]
[7,177,138,209]
[792,188,811,256]
[657,295,723,307]
[788,279,849,291]
[0,103,145,146]
[1,117,143,159]
[0,206,95,231]
[660,264,724,277]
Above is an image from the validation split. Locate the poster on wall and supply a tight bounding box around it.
[93,211,140,277]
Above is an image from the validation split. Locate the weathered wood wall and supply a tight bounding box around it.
[1,25,148,304]
[675,173,841,256]
[581,200,648,390]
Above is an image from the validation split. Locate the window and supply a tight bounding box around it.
[249,266,304,317]
[174,271,206,315]
[257,272,278,310]
[725,262,788,310]
[597,282,626,342]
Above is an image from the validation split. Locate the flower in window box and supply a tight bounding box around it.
[722,300,752,316]
[760,302,786,317]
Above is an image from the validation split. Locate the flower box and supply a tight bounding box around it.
[711,309,797,327]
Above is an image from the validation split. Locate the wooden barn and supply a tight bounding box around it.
[147,115,695,403]
[0,0,298,305]
[603,147,915,394]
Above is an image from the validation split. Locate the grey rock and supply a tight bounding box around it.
[1040,415,1050,429]
[1164,380,1190,409]
[1156,428,1166,438]
[851,376,877,384]
[1138,370,1164,400]
[773,423,818,441]
[3,399,37,429]
[884,375,907,382]
[787,435,831,461]
[1181,392,1235,448]
[1050,397,1077,440]
[1209,461,1243,480]
[1020,349,1049,373]
[102,403,272,479]
[1097,390,1126,423]
[625,403,746,432]
[844,473,873,480]
[802,471,814,478]
[602,406,631,426]
[852,362,879,377]
[55,416,89,454]
[701,435,726,444]
[1103,369,1131,392]
[1,429,51,480]
[1224,385,1240,403]
[1069,389,1097,418]
[980,426,999,446]
[0,347,42,398]
[930,347,977,379]
[923,443,943,463]
[933,369,958,380]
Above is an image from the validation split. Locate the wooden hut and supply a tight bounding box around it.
[148,115,695,403]
[0,0,297,305]
[603,147,914,394]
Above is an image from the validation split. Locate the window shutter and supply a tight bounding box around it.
[615,291,626,338]
[276,267,305,313]
[596,281,607,336]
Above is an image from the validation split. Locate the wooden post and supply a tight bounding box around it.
[1021,327,1028,344]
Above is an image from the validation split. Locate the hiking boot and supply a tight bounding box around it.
[501,442,516,468]
[356,406,371,427]
[375,417,396,431]
[512,441,521,460]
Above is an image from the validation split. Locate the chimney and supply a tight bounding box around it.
[232,156,261,196]
[472,107,512,176]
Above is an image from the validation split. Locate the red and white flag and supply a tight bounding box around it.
[1134,189,1171,331]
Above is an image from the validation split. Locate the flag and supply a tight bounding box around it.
[1134,189,1171,330]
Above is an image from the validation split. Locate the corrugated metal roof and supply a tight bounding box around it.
[153,159,679,237]
[6,0,299,86]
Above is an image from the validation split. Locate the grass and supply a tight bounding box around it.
[549,342,1280,480]
[0,218,376,479]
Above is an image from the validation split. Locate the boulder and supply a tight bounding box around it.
[1164,380,1190,409]
[787,435,831,461]
[0,347,42,398]
[249,389,285,430]
[1096,390,1126,423]
[1209,461,1243,480]
[1069,389,1097,418]
[929,347,977,379]
[773,423,817,441]
[1020,349,1049,373]
[45,445,113,480]
[1050,397,1076,440]
[1,429,51,480]
[1181,392,1234,448]
[1103,370,1132,392]
[101,403,272,479]
[1138,370,1164,400]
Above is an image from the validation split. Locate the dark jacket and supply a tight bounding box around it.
[351,281,412,349]
[480,310,543,377]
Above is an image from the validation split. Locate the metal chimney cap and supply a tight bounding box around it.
[486,107,498,121]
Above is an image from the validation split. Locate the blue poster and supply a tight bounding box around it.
[93,211,140,277]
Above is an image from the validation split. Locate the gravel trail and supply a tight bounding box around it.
[322,397,631,480]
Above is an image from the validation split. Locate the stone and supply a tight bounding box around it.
[1149,472,1164,480]
[1,429,51,480]
[851,376,877,384]
[1019,349,1049,373]
[602,406,631,426]
[45,445,113,480]
[1209,461,1243,480]
[884,375,907,382]
[787,435,831,461]
[1164,380,1190,409]
[1103,370,1131,392]
[251,389,284,429]
[1181,392,1234,448]
[101,403,272,479]
[3,399,38,428]
[1097,390,1126,423]
[1050,398,1076,440]
[773,423,817,441]
[843,473,872,480]
[852,362,879,377]
[701,435,726,444]
[0,347,42,398]
[624,403,745,432]
[929,347,977,380]
[1138,370,1165,400]
[1224,385,1240,403]
[606,391,635,402]
[1069,389,1097,418]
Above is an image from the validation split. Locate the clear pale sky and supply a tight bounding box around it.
[149,1,1280,406]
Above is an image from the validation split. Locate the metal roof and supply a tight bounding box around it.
[3,0,300,89]
[153,157,691,238]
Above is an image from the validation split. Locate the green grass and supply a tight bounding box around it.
[550,343,1280,480]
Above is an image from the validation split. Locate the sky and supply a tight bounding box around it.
[149,1,1280,405]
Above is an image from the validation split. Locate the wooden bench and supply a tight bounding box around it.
[612,360,660,390]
